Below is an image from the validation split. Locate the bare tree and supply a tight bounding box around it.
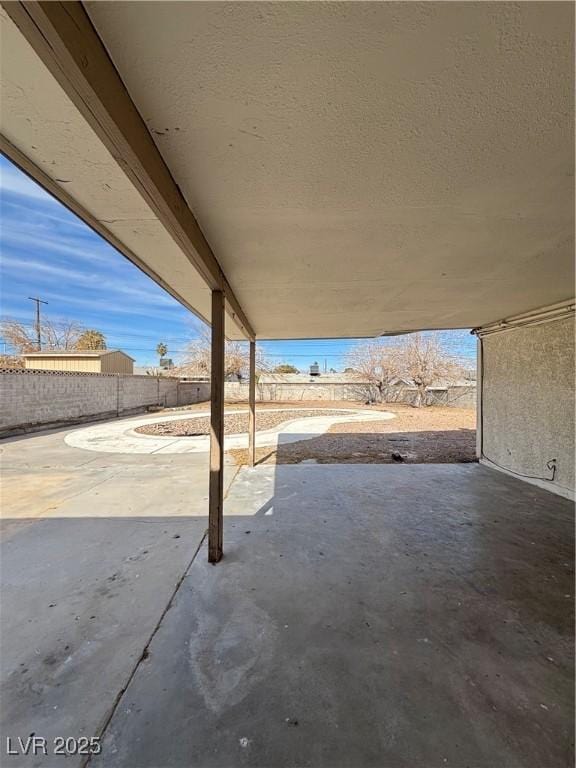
[45,321,83,351]
[1,319,39,354]
[391,333,464,407]
[175,329,268,379]
[345,340,400,402]
[0,354,24,369]
[346,333,465,406]
[1,317,83,353]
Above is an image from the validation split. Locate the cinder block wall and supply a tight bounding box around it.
[224,381,476,405]
[0,370,210,435]
[480,315,575,498]
[1,369,118,431]
[224,382,360,402]
[119,375,162,411]
[177,381,211,407]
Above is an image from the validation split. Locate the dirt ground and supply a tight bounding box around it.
[167,400,476,466]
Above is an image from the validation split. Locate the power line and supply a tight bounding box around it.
[1,321,475,352]
[0,337,472,360]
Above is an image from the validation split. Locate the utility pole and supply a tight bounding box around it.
[28,296,48,351]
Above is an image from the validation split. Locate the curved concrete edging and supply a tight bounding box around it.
[64,408,395,455]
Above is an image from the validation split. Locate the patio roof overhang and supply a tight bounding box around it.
[1,1,574,342]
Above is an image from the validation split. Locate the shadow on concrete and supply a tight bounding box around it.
[88,459,573,768]
[2,422,573,768]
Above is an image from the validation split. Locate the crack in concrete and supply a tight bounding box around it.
[82,530,208,768]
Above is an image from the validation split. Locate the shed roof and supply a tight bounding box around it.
[23,350,135,361]
[1,2,573,339]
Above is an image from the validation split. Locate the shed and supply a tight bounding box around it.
[23,350,134,374]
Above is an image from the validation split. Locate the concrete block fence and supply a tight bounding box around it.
[0,369,476,437]
[224,381,371,402]
[0,369,210,436]
[224,381,476,407]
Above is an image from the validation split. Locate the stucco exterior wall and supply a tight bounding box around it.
[0,370,210,435]
[480,316,575,498]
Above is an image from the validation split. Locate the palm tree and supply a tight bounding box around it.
[156,342,168,365]
[75,329,106,351]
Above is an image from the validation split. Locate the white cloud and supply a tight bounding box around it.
[0,163,57,204]
[0,254,182,312]
[1,224,117,266]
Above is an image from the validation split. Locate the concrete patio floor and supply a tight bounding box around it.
[0,416,237,767]
[1,421,574,767]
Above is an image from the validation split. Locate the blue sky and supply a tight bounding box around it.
[0,155,476,369]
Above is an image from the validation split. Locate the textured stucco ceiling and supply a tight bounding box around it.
[2,2,574,339]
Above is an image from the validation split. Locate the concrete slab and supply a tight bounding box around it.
[63,409,394,455]
[88,464,574,768]
[0,421,237,768]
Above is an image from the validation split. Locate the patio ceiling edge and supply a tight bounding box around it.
[1,0,255,341]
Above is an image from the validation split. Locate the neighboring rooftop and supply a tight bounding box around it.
[261,373,362,385]
[22,350,135,360]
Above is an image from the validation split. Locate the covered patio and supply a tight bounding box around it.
[94,462,573,768]
[0,2,574,766]
[1,421,573,767]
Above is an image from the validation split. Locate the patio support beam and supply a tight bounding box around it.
[248,341,256,467]
[208,290,225,564]
[2,1,254,341]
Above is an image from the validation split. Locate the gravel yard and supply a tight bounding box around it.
[149,400,476,464]
[135,409,351,437]
[225,402,476,466]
